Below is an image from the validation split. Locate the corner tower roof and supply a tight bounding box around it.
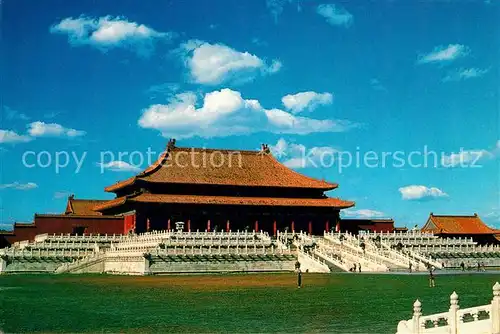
[421,213,496,235]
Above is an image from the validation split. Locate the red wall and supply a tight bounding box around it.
[2,215,125,246]
[358,222,394,233]
[124,214,136,234]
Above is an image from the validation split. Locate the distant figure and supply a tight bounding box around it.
[296,268,302,288]
[477,262,481,272]
[441,262,445,269]
[481,262,486,272]
[358,263,362,273]
[353,263,357,272]
[429,266,436,288]
[460,262,465,271]
[295,261,301,270]
[409,262,413,273]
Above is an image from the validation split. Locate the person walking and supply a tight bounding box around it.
[429,266,436,288]
[296,267,302,288]
[358,263,361,273]
[409,262,413,273]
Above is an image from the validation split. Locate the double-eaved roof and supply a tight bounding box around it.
[421,213,496,235]
[95,142,354,212]
[105,145,338,192]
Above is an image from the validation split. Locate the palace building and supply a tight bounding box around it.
[421,213,500,245]
[94,140,355,235]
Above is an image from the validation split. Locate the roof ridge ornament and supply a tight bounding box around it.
[261,143,270,154]
[167,138,176,150]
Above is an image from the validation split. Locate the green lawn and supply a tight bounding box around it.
[0,273,498,333]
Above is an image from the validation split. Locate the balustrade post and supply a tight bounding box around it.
[492,282,500,334]
[448,291,459,334]
[412,299,422,334]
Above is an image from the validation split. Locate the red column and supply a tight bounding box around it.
[254,220,259,232]
[146,218,150,232]
[335,221,340,232]
[291,221,295,233]
[167,219,171,231]
[187,219,191,232]
[273,220,277,237]
[325,220,330,233]
[207,219,211,232]
[308,221,312,235]
[226,220,230,232]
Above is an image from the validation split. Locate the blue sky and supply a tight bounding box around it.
[1,0,499,230]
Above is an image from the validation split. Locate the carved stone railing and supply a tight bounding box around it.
[43,233,128,242]
[297,248,331,273]
[322,234,390,270]
[0,248,96,259]
[396,282,500,334]
[55,252,106,273]
[316,240,388,272]
[152,245,290,256]
[313,247,353,272]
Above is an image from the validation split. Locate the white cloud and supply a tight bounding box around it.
[441,149,493,168]
[269,137,338,169]
[439,141,500,168]
[27,122,86,138]
[399,185,448,201]
[0,182,38,190]
[268,60,283,74]
[418,44,470,64]
[50,15,173,56]
[139,89,357,139]
[177,40,281,85]
[342,209,386,218]
[282,91,333,113]
[443,67,489,82]
[0,130,32,144]
[316,4,353,27]
[96,161,142,172]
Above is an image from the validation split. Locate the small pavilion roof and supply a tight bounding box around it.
[65,195,106,216]
[105,142,337,193]
[421,213,496,235]
[94,193,354,212]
